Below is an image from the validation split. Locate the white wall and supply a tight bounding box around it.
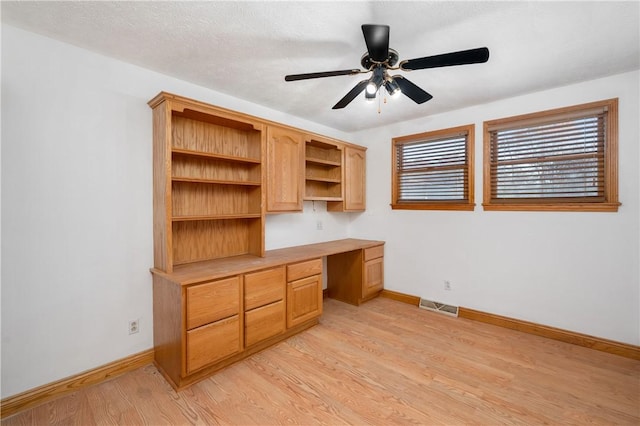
[0,25,351,398]
[351,70,640,346]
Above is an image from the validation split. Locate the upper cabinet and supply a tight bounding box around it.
[304,138,343,201]
[328,146,366,212]
[265,125,304,213]
[150,92,368,272]
[149,92,265,272]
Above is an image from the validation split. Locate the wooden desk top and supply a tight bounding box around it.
[151,238,385,285]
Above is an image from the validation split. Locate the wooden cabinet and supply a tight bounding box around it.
[327,244,384,305]
[286,259,323,328]
[244,266,286,347]
[186,276,240,329]
[187,316,241,373]
[148,91,375,391]
[149,92,370,274]
[328,146,366,212]
[363,246,384,298]
[152,239,383,390]
[266,126,304,212]
[185,277,242,374]
[304,138,343,201]
[149,92,265,272]
[245,301,285,347]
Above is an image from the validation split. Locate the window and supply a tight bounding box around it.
[391,124,474,211]
[483,99,619,212]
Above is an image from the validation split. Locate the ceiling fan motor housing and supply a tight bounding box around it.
[360,48,399,69]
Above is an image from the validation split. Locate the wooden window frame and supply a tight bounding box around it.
[391,124,475,211]
[483,98,620,212]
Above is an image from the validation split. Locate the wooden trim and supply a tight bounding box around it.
[378,289,639,361]
[0,349,154,419]
[380,289,420,306]
[148,91,364,151]
[481,202,620,212]
[390,203,475,211]
[458,307,640,361]
[391,124,475,211]
[482,98,619,212]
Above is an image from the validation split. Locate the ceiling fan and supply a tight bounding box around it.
[284,24,490,109]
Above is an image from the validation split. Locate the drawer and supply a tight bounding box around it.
[364,245,384,262]
[244,266,285,311]
[186,315,241,374]
[287,258,322,282]
[186,276,240,330]
[244,300,285,347]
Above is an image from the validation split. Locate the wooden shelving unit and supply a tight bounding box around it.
[150,93,265,272]
[149,91,376,392]
[327,146,367,212]
[304,139,342,201]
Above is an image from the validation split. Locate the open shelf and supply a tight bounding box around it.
[305,157,341,167]
[172,213,262,222]
[151,92,266,272]
[171,181,261,218]
[171,218,262,265]
[172,177,261,186]
[303,196,342,202]
[171,113,261,162]
[306,177,341,184]
[172,148,261,165]
[304,139,343,201]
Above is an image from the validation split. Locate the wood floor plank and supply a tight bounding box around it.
[3,297,639,425]
[1,391,95,426]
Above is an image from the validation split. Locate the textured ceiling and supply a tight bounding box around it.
[2,1,639,132]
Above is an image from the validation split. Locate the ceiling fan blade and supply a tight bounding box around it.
[400,47,490,71]
[332,80,369,109]
[394,76,433,104]
[362,24,390,63]
[285,69,362,81]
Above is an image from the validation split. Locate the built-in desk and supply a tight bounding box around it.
[151,238,384,390]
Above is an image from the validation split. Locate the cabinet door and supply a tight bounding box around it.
[186,315,241,373]
[344,146,366,211]
[266,126,304,212]
[287,275,323,328]
[363,256,384,298]
[328,146,366,212]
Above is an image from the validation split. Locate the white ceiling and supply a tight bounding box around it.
[2,1,639,132]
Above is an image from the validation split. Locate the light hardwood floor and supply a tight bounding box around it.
[3,297,639,425]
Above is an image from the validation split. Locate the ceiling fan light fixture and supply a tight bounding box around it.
[365,81,378,95]
[365,89,376,101]
[366,66,385,95]
[384,77,401,98]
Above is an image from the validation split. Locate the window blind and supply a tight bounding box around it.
[396,132,469,202]
[489,112,606,202]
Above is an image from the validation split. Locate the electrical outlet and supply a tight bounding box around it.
[129,319,139,335]
[316,220,323,230]
[444,280,452,291]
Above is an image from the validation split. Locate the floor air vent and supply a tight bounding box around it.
[419,299,459,317]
